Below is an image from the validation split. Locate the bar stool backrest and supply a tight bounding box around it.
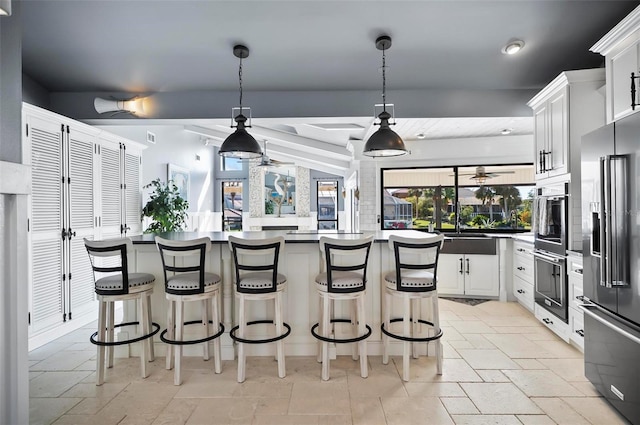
[387,234,444,292]
[319,235,374,293]
[155,236,211,295]
[84,237,133,296]
[228,235,285,294]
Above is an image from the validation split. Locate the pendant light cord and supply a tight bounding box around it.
[238,55,244,115]
[382,44,386,112]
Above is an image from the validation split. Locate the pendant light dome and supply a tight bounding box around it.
[219,45,263,159]
[363,35,408,157]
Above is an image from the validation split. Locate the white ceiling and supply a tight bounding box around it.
[19,1,637,169]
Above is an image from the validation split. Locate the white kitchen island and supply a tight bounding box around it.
[125,230,499,360]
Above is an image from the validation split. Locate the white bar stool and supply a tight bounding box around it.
[228,235,290,383]
[381,233,444,381]
[155,236,224,385]
[311,235,374,381]
[84,237,159,386]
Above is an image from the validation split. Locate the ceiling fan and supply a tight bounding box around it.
[250,140,295,168]
[458,166,515,185]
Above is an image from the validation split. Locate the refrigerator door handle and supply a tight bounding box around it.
[601,156,612,288]
[610,154,629,287]
[580,304,640,345]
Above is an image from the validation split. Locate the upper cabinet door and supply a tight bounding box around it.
[533,105,548,179]
[547,87,569,177]
[611,42,639,122]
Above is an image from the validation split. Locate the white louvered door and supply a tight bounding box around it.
[124,148,142,235]
[99,139,123,239]
[27,115,65,334]
[67,127,98,319]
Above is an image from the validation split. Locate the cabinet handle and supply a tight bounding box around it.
[517,266,525,271]
[517,289,525,294]
[466,258,470,275]
[576,329,584,337]
[545,150,552,171]
[576,295,585,302]
[517,248,525,252]
[459,258,464,275]
[542,317,553,325]
[539,150,544,173]
[575,268,583,275]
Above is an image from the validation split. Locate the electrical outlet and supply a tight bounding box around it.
[146,131,156,144]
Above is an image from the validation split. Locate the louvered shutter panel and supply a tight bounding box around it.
[100,142,122,238]
[68,129,97,315]
[124,151,142,235]
[29,116,65,332]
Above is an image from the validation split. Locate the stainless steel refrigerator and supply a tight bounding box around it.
[581,115,640,424]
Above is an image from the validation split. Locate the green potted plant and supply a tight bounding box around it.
[141,178,189,233]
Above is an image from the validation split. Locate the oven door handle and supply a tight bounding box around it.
[533,251,563,263]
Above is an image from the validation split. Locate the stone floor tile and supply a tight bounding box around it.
[457,349,520,370]
[350,397,387,425]
[53,413,126,425]
[538,358,589,382]
[30,397,83,425]
[29,342,75,362]
[150,398,198,425]
[448,321,496,335]
[530,397,591,424]
[483,334,553,358]
[516,414,557,424]
[570,381,602,397]
[562,397,632,425]
[461,383,542,414]
[288,381,350,415]
[512,358,547,370]
[347,365,408,397]
[404,382,465,397]
[532,340,583,358]
[381,396,454,425]
[441,397,480,414]
[475,369,510,383]
[451,415,522,425]
[409,358,483,383]
[30,371,93,398]
[31,350,95,371]
[502,369,583,397]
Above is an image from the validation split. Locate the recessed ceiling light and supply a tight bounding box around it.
[501,40,525,55]
[416,133,426,139]
[501,128,513,135]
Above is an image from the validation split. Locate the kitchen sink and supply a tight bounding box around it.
[442,233,490,238]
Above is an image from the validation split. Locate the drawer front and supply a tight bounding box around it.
[570,308,585,351]
[514,241,534,260]
[513,254,534,282]
[569,277,584,312]
[535,303,570,342]
[513,275,534,312]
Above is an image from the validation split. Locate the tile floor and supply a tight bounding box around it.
[29,299,632,425]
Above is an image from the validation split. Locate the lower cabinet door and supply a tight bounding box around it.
[464,254,499,297]
[437,254,465,295]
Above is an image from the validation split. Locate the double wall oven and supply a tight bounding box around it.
[534,182,569,322]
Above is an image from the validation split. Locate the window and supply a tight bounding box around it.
[222,181,243,231]
[221,157,243,171]
[317,181,338,230]
[381,164,534,232]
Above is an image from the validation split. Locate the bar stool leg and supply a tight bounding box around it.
[351,299,358,361]
[357,294,368,378]
[412,298,420,359]
[147,294,155,361]
[402,295,411,382]
[275,291,286,378]
[432,294,443,375]
[212,290,222,374]
[166,300,175,370]
[382,290,390,365]
[106,300,115,368]
[174,300,184,385]
[202,299,210,361]
[96,299,107,386]
[316,295,323,363]
[237,295,246,383]
[321,294,331,381]
[139,295,149,379]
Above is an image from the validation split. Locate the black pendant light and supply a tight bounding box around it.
[219,45,263,159]
[363,35,408,157]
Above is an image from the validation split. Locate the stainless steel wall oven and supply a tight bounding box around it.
[534,182,568,256]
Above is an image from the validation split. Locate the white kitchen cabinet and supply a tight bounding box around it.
[591,6,640,123]
[528,69,605,181]
[568,252,584,351]
[23,103,146,347]
[438,253,499,297]
[535,303,570,343]
[512,240,534,312]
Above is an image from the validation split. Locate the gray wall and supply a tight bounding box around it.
[22,72,50,109]
[0,6,22,163]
